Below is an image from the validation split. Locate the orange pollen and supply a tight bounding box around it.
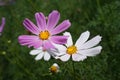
[50,66,57,73]
[66,45,77,55]
[39,30,50,40]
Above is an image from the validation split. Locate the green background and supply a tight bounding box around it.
[0,0,120,80]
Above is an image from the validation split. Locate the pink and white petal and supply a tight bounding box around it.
[51,20,71,35]
[75,31,90,48]
[30,49,42,55]
[18,35,38,44]
[78,46,102,56]
[80,35,102,49]
[47,10,60,30]
[72,54,87,61]
[37,47,42,50]
[58,54,70,62]
[50,36,68,45]
[43,40,55,49]
[35,52,44,60]
[63,32,73,47]
[35,12,46,30]
[0,17,5,32]
[44,52,51,61]
[18,35,42,48]
[28,41,43,49]
[23,18,39,35]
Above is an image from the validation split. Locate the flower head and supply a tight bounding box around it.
[30,47,59,61]
[49,63,60,74]
[0,17,5,35]
[55,31,102,62]
[18,10,71,49]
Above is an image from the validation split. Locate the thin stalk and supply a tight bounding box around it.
[72,60,75,79]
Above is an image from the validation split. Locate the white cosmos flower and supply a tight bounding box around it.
[49,63,60,73]
[54,31,102,62]
[30,47,58,61]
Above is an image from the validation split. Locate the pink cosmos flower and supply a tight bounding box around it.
[0,17,5,35]
[18,10,71,49]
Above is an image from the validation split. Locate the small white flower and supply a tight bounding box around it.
[54,31,102,62]
[49,63,60,73]
[30,47,58,61]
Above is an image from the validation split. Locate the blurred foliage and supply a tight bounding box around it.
[0,0,120,80]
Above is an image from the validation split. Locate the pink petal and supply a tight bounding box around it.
[47,10,60,30]
[35,12,46,30]
[23,18,40,35]
[18,35,42,48]
[50,36,68,45]
[43,40,55,49]
[0,17,5,32]
[51,20,71,35]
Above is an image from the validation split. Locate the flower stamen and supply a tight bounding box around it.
[66,45,77,55]
[39,30,50,40]
[50,66,58,73]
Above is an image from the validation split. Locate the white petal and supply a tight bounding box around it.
[53,43,66,52]
[47,49,58,57]
[37,47,42,50]
[79,46,102,56]
[58,54,70,62]
[35,52,44,60]
[53,63,59,68]
[63,32,73,47]
[48,50,62,57]
[80,35,102,49]
[51,51,60,57]
[72,54,87,61]
[54,52,67,59]
[75,31,90,48]
[30,49,42,55]
[44,52,51,61]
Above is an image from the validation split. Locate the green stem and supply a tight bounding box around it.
[72,60,75,79]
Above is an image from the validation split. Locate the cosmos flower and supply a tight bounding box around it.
[30,47,59,61]
[55,31,102,62]
[18,10,71,49]
[49,63,60,74]
[0,17,5,35]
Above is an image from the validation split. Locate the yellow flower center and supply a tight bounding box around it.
[66,45,77,55]
[50,66,57,73]
[39,30,50,40]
